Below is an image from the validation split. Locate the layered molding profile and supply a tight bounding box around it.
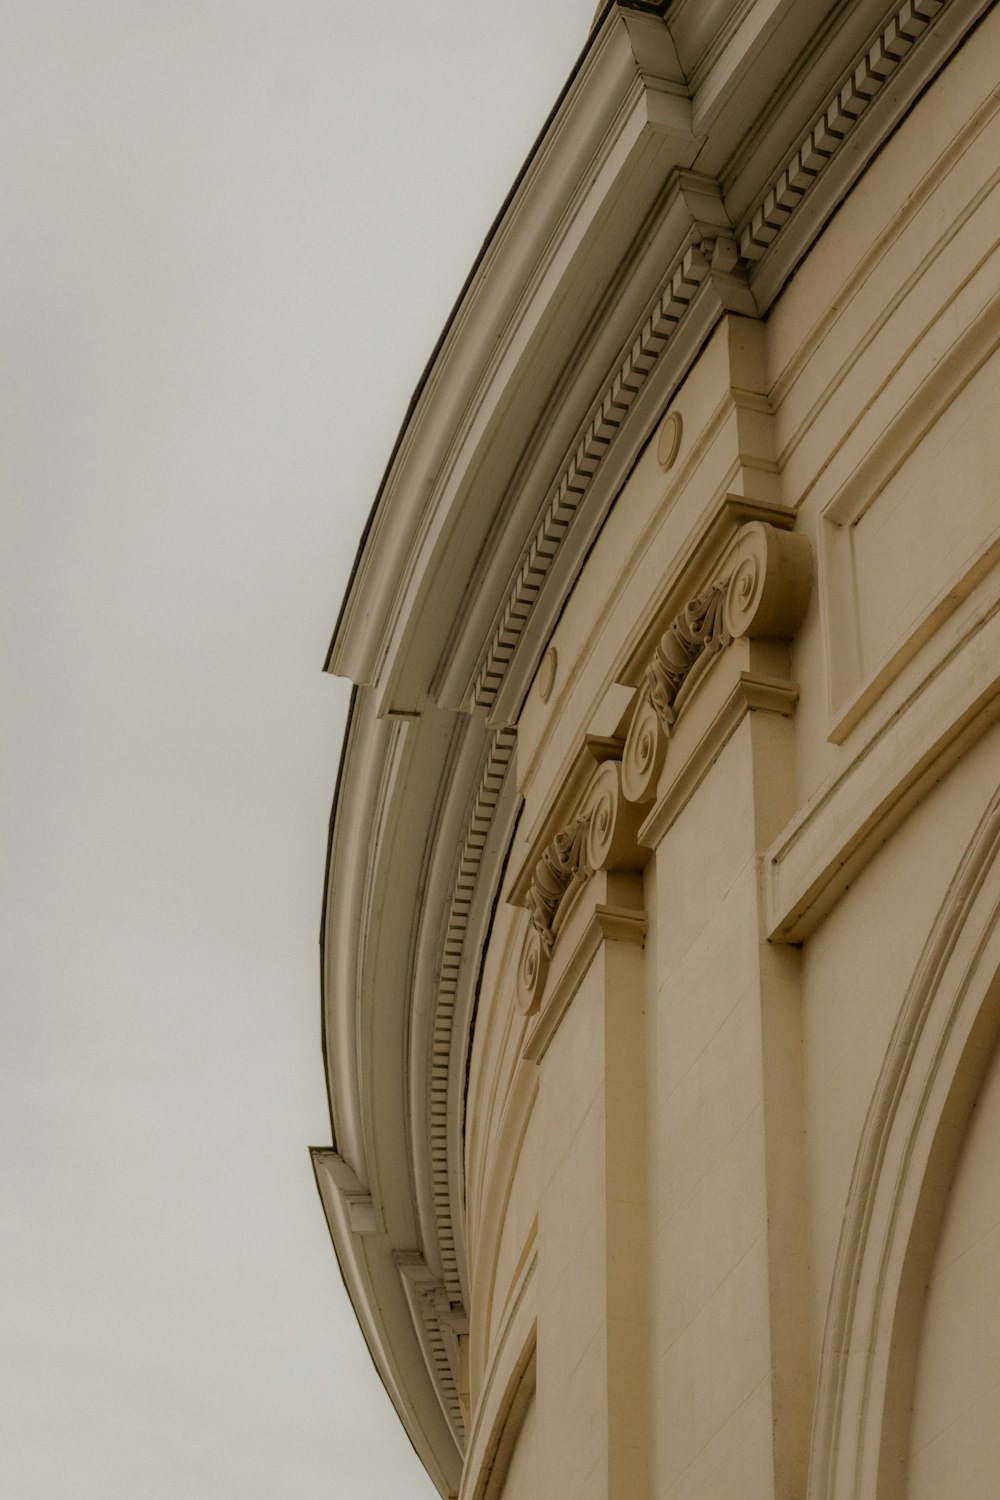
[513,519,812,1015]
[317,1,993,1489]
[738,0,949,263]
[473,227,745,715]
[470,0,968,728]
[764,595,1000,944]
[411,726,520,1449]
[429,728,517,1314]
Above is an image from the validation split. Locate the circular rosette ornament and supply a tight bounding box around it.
[622,686,666,805]
[516,922,549,1016]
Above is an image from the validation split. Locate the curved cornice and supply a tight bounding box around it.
[325,7,695,694]
[469,0,980,728]
[417,729,518,1313]
[317,2,989,1491]
[317,694,520,1491]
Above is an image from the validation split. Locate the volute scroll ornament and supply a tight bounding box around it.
[722,521,812,641]
[583,759,634,871]
[621,685,667,806]
[516,924,551,1018]
[647,580,730,734]
[622,521,812,805]
[524,817,590,949]
[516,523,811,1014]
[517,817,590,1016]
[515,761,639,1016]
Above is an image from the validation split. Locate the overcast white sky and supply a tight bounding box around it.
[1,4,593,1495]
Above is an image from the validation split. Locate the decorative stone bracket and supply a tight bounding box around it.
[622,520,812,803]
[516,759,644,1015]
[514,521,811,1017]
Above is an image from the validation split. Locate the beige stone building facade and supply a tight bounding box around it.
[312,2,1000,1496]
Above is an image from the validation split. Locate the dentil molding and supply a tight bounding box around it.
[472,0,963,726]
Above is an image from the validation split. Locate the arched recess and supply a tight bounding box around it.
[907,1015,1000,1495]
[461,1227,537,1500]
[808,782,1000,1500]
[466,1332,536,1500]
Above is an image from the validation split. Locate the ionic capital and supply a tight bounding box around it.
[621,521,812,805]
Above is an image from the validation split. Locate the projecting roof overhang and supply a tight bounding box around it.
[314,1,987,1491]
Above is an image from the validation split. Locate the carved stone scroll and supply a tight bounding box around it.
[621,687,667,805]
[621,522,812,805]
[517,817,589,1017]
[722,520,812,640]
[517,523,811,1013]
[516,923,551,1018]
[524,817,590,951]
[516,760,639,1016]
[646,579,730,733]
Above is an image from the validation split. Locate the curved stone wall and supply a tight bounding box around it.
[317,4,1000,1496]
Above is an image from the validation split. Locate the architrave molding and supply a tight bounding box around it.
[396,1252,468,1448]
[738,0,948,265]
[402,724,521,1451]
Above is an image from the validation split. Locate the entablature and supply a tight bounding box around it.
[316,4,993,1493]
